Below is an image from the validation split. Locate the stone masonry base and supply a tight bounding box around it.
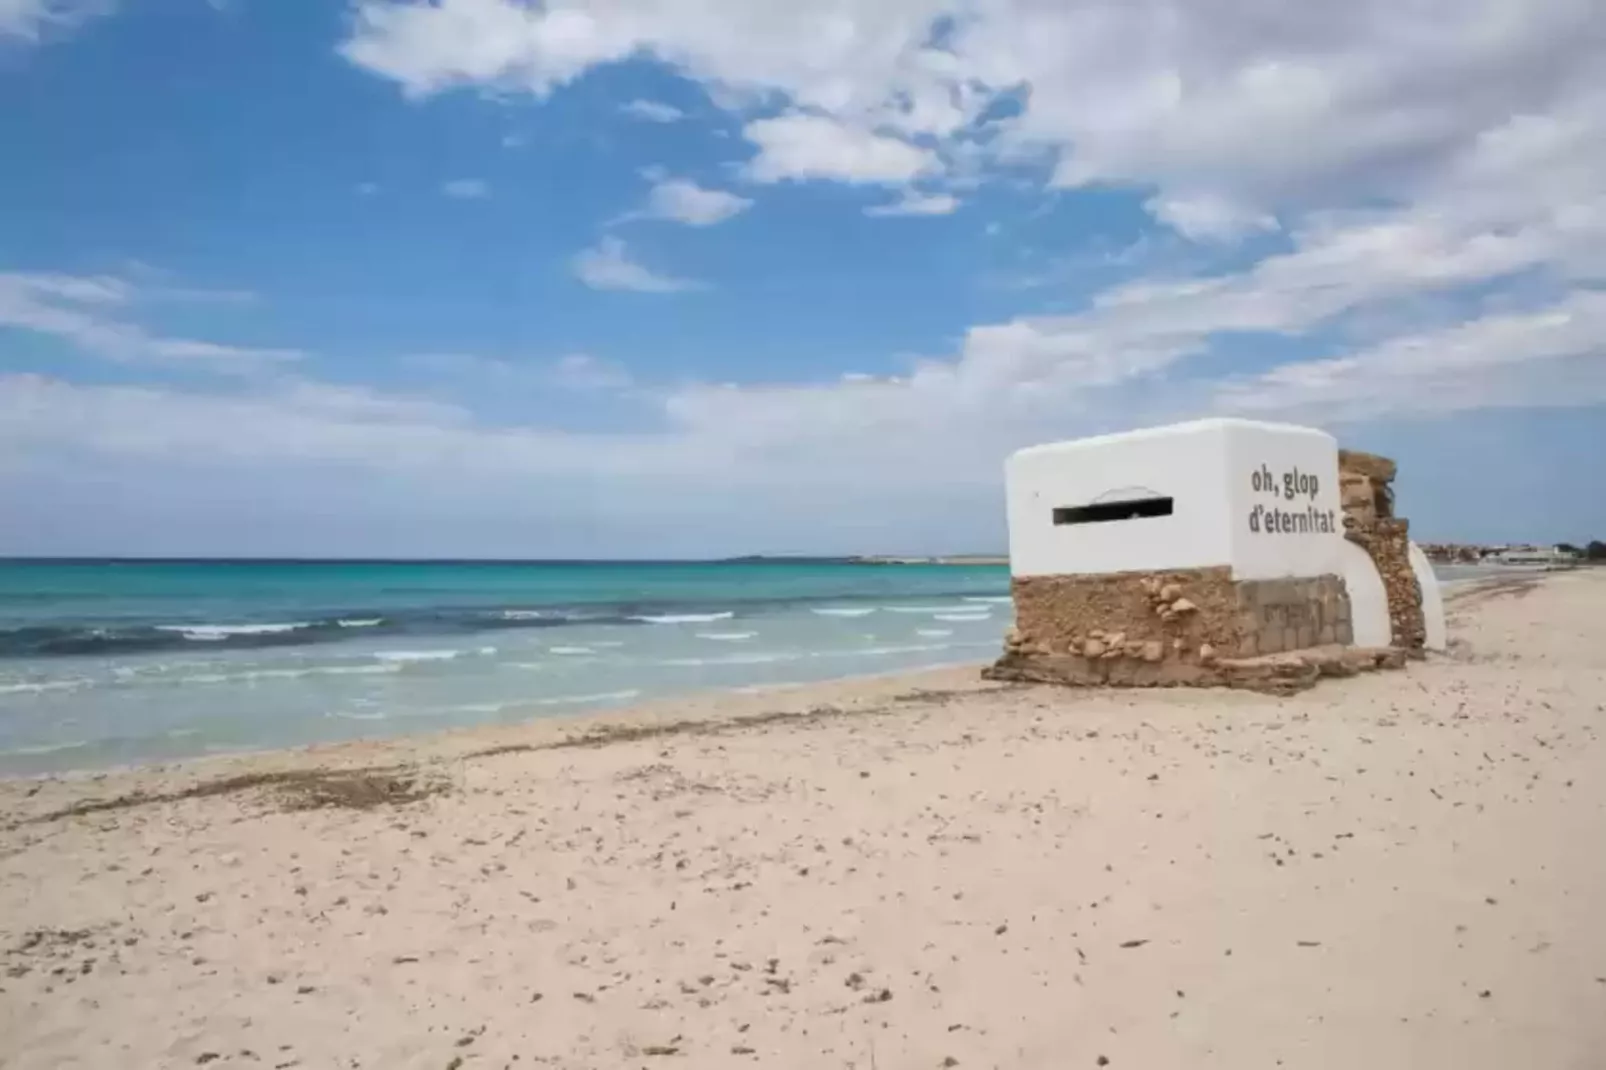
[986,643,1407,696]
[985,566,1397,694]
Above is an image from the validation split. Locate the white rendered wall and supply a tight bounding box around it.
[1224,422,1345,580]
[1006,418,1343,580]
[1338,540,1393,648]
[1408,542,1447,651]
[1006,421,1234,578]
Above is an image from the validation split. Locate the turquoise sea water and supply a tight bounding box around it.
[0,558,1513,775]
[0,560,1013,774]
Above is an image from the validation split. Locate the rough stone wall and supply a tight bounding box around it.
[1345,519,1424,653]
[1233,576,1353,657]
[996,568,1355,687]
[1338,449,1396,518]
[1338,450,1425,655]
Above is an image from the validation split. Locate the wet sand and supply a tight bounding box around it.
[3,570,1604,1069]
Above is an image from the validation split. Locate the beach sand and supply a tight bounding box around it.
[3,570,1604,1069]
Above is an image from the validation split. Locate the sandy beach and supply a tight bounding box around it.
[3,570,1604,1069]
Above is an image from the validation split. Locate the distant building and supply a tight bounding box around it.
[1490,547,1577,567]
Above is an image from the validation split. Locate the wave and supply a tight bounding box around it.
[548,646,596,656]
[2,580,1011,660]
[325,709,389,722]
[825,642,955,657]
[962,596,1014,604]
[659,652,799,667]
[0,678,89,695]
[155,622,310,640]
[174,663,404,685]
[882,605,983,615]
[0,739,91,758]
[697,631,757,641]
[533,689,642,706]
[373,649,460,663]
[933,612,992,622]
[916,628,954,638]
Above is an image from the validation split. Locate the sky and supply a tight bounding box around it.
[1,0,1603,558]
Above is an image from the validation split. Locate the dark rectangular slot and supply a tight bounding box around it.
[1053,497,1174,526]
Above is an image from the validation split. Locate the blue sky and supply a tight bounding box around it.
[2,0,1603,557]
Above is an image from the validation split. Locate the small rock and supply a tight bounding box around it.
[1159,583,1182,602]
[1171,598,1197,614]
[1141,641,1164,663]
[1198,643,1217,664]
[1105,632,1126,648]
[1083,639,1106,658]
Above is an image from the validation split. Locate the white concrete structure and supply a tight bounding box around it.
[1005,417,1447,653]
[1340,540,1394,648]
[1006,418,1344,580]
[1408,543,1448,651]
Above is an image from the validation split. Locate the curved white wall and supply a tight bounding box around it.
[1408,542,1447,651]
[1339,540,1392,648]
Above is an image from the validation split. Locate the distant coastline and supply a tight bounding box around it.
[848,554,1010,566]
[720,554,1010,566]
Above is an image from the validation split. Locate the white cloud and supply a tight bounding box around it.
[1145,194,1278,243]
[743,113,935,185]
[570,236,704,293]
[551,353,633,391]
[341,0,1604,236]
[0,271,302,372]
[637,177,752,226]
[0,0,112,42]
[865,191,960,217]
[621,99,684,123]
[408,350,636,393]
[442,178,490,198]
[1215,291,1606,422]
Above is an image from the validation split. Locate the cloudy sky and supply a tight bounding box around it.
[2,0,1603,558]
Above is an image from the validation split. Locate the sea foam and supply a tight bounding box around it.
[156,622,309,640]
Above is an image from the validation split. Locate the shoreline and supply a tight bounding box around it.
[0,572,1548,794]
[0,568,1523,783]
[4,570,1604,1069]
[0,659,1000,796]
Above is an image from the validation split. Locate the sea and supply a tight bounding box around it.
[0,559,1015,775]
[0,558,1515,776]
